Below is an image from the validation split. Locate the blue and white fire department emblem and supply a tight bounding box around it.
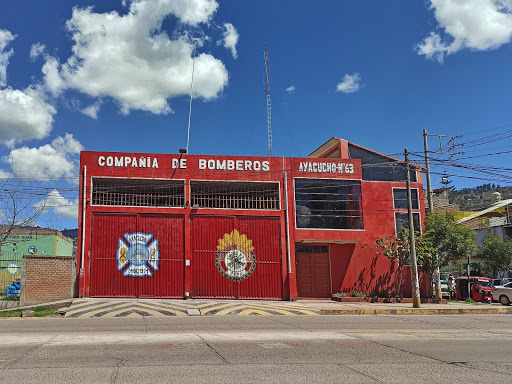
[116,232,159,277]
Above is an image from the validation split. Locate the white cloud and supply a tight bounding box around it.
[4,133,83,181]
[0,169,11,180]
[41,56,65,95]
[30,43,46,60]
[51,133,83,154]
[221,23,239,59]
[286,85,295,94]
[81,100,103,119]
[336,73,361,94]
[418,0,512,62]
[0,87,56,144]
[34,189,78,219]
[42,0,228,114]
[0,29,16,87]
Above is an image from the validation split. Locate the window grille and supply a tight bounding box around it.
[92,178,184,207]
[190,181,279,210]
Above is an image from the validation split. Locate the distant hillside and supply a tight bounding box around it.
[62,228,79,239]
[449,184,512,211]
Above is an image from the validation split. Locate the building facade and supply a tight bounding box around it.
[77,137,427,300]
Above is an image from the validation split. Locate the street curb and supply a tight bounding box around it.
[320,307,512,315]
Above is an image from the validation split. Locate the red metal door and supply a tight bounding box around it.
[190,215,282,299]
[91,213,138,297]
[238,217,281,299]
[138,215,184,298]
[190,216,236,298]
[90,213,183,298]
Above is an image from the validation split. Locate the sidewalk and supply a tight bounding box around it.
[297,299,512,315]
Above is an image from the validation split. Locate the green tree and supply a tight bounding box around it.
[478,232,512,278]
[364,228,432,296]
[424,211,477,269]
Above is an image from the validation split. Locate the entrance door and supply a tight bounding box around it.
[190,215,282,299]
[90,213,184,298]
[296,245,331,298]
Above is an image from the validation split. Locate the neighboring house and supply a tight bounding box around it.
[428,188,460,213]
[0,226,74,257]
[0,227,73,295]
[456,199,512,245]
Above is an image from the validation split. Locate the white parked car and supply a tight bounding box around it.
[492,282,512,305]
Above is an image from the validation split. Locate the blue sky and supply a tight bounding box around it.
[1,0,512,229]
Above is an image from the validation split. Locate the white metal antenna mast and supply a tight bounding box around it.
[186,39,197,154]
[265,44,272,157]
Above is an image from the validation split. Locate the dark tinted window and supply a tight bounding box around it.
[348,144,417,182]
[395,212,421,234]
[393,188,419,210]
[295,179,364,230]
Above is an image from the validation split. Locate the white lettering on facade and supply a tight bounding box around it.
[298,162,355,174]
[217,160,226,170]
[98,154,272,172]
[98,155,159,169]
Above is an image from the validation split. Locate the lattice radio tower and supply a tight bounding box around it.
[265,44,272,157]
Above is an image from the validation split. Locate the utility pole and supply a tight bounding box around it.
[265,44,272,157]
[423,129,441,300]
[423,130,460,300]
[405,148,421,308]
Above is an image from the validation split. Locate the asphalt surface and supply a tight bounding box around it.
[0,314,511,383]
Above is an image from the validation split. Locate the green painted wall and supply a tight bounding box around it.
[1,234,73,257]
[56,235,74,256]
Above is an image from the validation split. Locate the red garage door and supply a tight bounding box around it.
[90,213,184,298]
[190,216,282,299]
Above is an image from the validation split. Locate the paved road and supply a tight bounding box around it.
[1,314,511,383]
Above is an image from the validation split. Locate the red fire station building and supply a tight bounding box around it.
[77,137,427,300]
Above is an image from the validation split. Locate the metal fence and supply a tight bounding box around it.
[0,252,22,297]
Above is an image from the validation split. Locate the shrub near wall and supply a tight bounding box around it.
[20,255,76,306]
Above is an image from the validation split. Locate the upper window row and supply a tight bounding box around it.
[91,178,280,210]
[294,179,364,230]
[348,144,417,182]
